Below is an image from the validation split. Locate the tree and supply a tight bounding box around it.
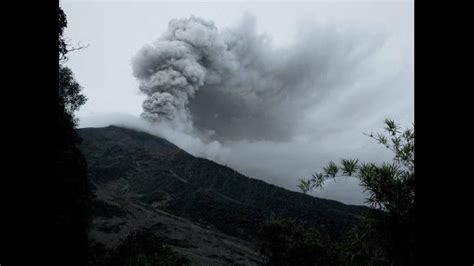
[54,4,93,266]
[59,65,87,123]
[58,1,87,123]
[257,219,342,266]
[58,4,68,61]
[299,119,415,265]
[105,229,190,266]
[59,3,89,63]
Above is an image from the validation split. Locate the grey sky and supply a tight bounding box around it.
[62,0,414,205]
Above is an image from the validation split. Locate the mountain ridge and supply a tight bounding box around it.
[78,125,369,264]
[81,125,363,205]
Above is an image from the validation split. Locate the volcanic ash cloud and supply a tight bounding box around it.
[132,15,384,142]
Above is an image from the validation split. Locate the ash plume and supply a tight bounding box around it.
[132,14,385,142]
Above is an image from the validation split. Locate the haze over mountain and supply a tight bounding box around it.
[79,125,369,264]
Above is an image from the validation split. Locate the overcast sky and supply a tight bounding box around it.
[62,0,414,205]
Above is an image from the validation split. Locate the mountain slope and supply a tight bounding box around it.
[78,126,368,264]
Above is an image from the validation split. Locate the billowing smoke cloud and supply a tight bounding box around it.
[131,14,385,142]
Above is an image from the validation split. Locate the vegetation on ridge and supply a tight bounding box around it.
[260,119,415,265]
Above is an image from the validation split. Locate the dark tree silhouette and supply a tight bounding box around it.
[54,3,93,265]
[258,218,342,266]
[105,229,190,266]
[59,65,87,122]
[299,119,415,265]
[58,5,68,60]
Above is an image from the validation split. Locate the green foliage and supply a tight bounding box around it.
[257,215,396,266]
[58,4,68,60]
[301,119,414,214]
[59,1,87,125]
[257,219,341,266]
[59,65,87,118]
[341,159,358,176]
[58,2,87,129]
[105,229,190,266]
[54,5,92,265]
[299,119,415,265]
[297,179,312,194]
[343,216,391,266]
[323,161,338,178]
[59,1,89,62]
